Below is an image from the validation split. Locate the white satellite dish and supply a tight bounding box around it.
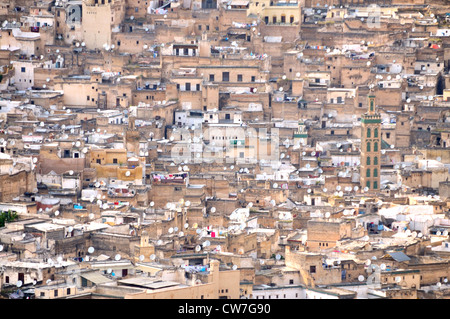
[211,207,216,213]
[178,231,184,237]
[195,245,201,252]
[115,254,121,261]
[55,210,60,216]
[232,265,238,270]
[168,227,174,234]
[88,247,94,254]
[139,255,145,261]
[184,223,189,229]
[150,254,156,260]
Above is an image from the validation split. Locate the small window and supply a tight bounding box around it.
[222,72,229,82]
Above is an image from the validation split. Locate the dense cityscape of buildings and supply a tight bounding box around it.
[1,0,450,300]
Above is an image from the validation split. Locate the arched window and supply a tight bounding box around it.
[367,128,371,138]
[374,168,378,177]
[374,142,378,152]
[366,157,371,165]
[367,142,371,152]
[366,181,371,189]
[290,15,294,23]
[374,128,378,138]
[366,169,370,177]
[374,156,378,165]
[373,181,378,189]
[281,14,286,23]
[273,16,277,24]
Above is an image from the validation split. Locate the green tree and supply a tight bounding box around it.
[0,210,18,227]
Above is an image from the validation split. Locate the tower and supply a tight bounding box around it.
[360,94,381,192]
[134,230,155,263]
[293,120,308,148]
[125,116,140,154]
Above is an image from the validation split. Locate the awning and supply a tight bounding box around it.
[80,271,113,285]
[230,0,249,6]
[383,251,411,263]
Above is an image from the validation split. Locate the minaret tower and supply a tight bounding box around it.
[293,120,308,148]
[360,94,381,192]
